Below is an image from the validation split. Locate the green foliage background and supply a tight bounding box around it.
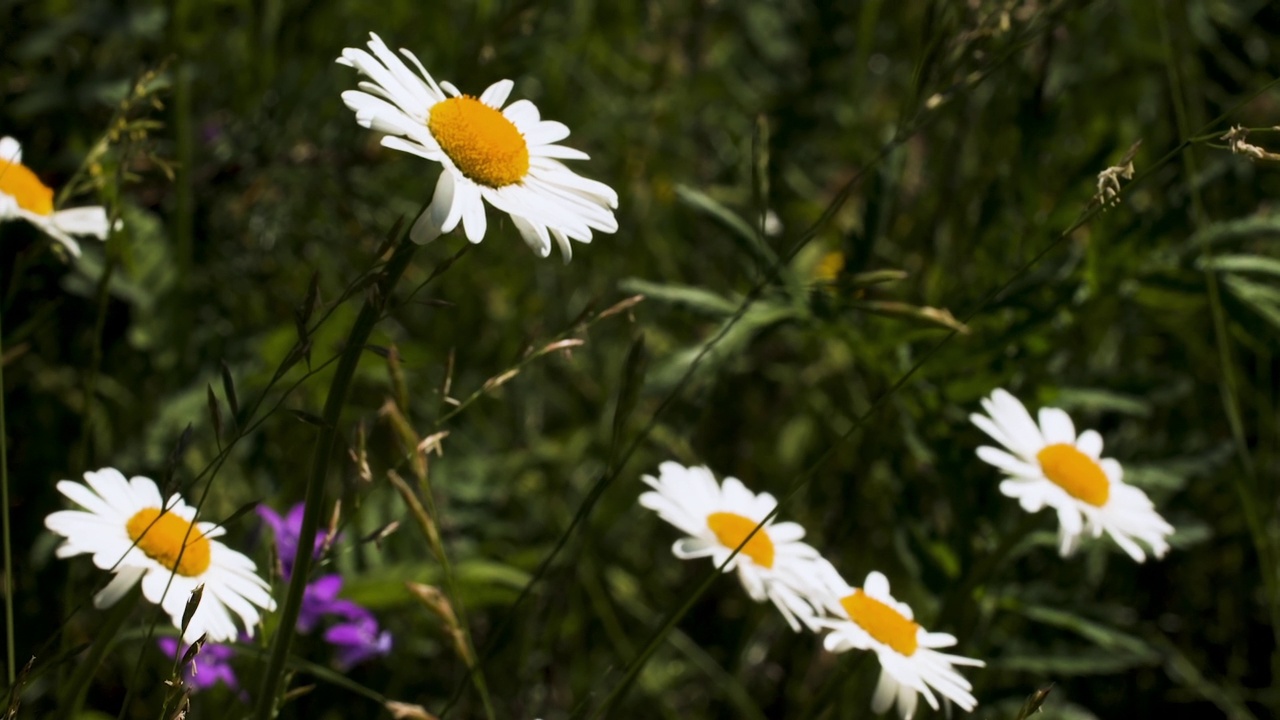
[2,0,1279,717]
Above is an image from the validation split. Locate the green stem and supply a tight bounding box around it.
[0,307,12,685]
[252,237,418,720]
[62,585,141,716]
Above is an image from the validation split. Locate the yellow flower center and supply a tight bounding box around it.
[126,508,212,577]
[841,589,920,656]
[0,159,54,216]
[1036,443,1110,506]
[427,96,530,188]
[706,512,775,569]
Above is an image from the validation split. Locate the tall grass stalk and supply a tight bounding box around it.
[0,308,13,685]
[252,235,418,720]
[388,471,495,719]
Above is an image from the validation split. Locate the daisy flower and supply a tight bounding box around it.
[337,32,618,261]
[970,388,1174,561]
[817,569,983,720]
[0,136,110,257]
[638,461,827,631]
[45,468,276,643]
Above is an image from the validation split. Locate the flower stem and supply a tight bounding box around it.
[252,237,418,720]
[0,307,12,685]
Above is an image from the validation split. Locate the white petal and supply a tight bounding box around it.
[456,181,487,243]
[479,79,514,109]
[976,445,1041,478]
[987,389,1044,455]
[510,214,551,257]
[550,228,572,263]
[94,566,146,608]
[0,137,22,163]
[863,571,891,598]
[502,99,541,127]
[969,412,1018,455]
[1038,407,1076,445]
[0,193,19,220]
[410,169,457,244]
[673,537,716,559]
[51,206,111,239]
[1076,429,1104,458]
[872,667,898,714]
[523,121,571,146]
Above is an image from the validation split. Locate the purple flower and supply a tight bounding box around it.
[259,502,389,669]
[256,503,336,579]
[158,637,241,695]
[299,574,366,633]
[324,614,393,670]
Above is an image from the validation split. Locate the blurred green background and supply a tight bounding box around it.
[2,0,1280,717]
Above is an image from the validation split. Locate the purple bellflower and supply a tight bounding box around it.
[258,503,392,668]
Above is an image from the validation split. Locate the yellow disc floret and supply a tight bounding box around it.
[127,508,212,577]
[428,96,530,188]
[1036,443,1110,507]
[841,589,920,656]
[0,160,54,216]
[706,511,775,569]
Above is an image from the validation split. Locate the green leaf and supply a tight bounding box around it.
[1223,274,1280,329]
[618,278,739,317]
[1015,604,1161,667]
[647,302,799,390]
[675,184,778,266]
[1186,213,1280,249]
[1052,388,1151,417]
[1198,253,1280,277]
[991,649,1152,675]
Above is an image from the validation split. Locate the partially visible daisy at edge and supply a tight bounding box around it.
[0,136,111,257]
[337,32,618,261]
[45,468,276,643]
[638,461,828,631]
[970,388,1174,562]
[815,568,983,720]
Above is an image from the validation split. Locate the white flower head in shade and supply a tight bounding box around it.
[817,569,983,720]
[970,388,1174,561]
[638,461,827,631]
[45,468,276,643]
[337,33,618,261]
[0,136,111,257]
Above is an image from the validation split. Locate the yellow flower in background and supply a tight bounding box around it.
[813,249,845,284]
[817,569,983,720]
[970,388,1174,561]
[639,461,828,631]
[0,136,111,257]
[45,468,275,643]
[337,33,618,261]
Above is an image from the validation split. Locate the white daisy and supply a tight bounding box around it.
[817,569,983,720]
[337,32,618,261]
[0,136,111,257]
[45,468,276,643]
[970,388,1174,561]
[638,461,827,631]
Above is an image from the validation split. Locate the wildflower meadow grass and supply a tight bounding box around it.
[2,1,1280,718]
